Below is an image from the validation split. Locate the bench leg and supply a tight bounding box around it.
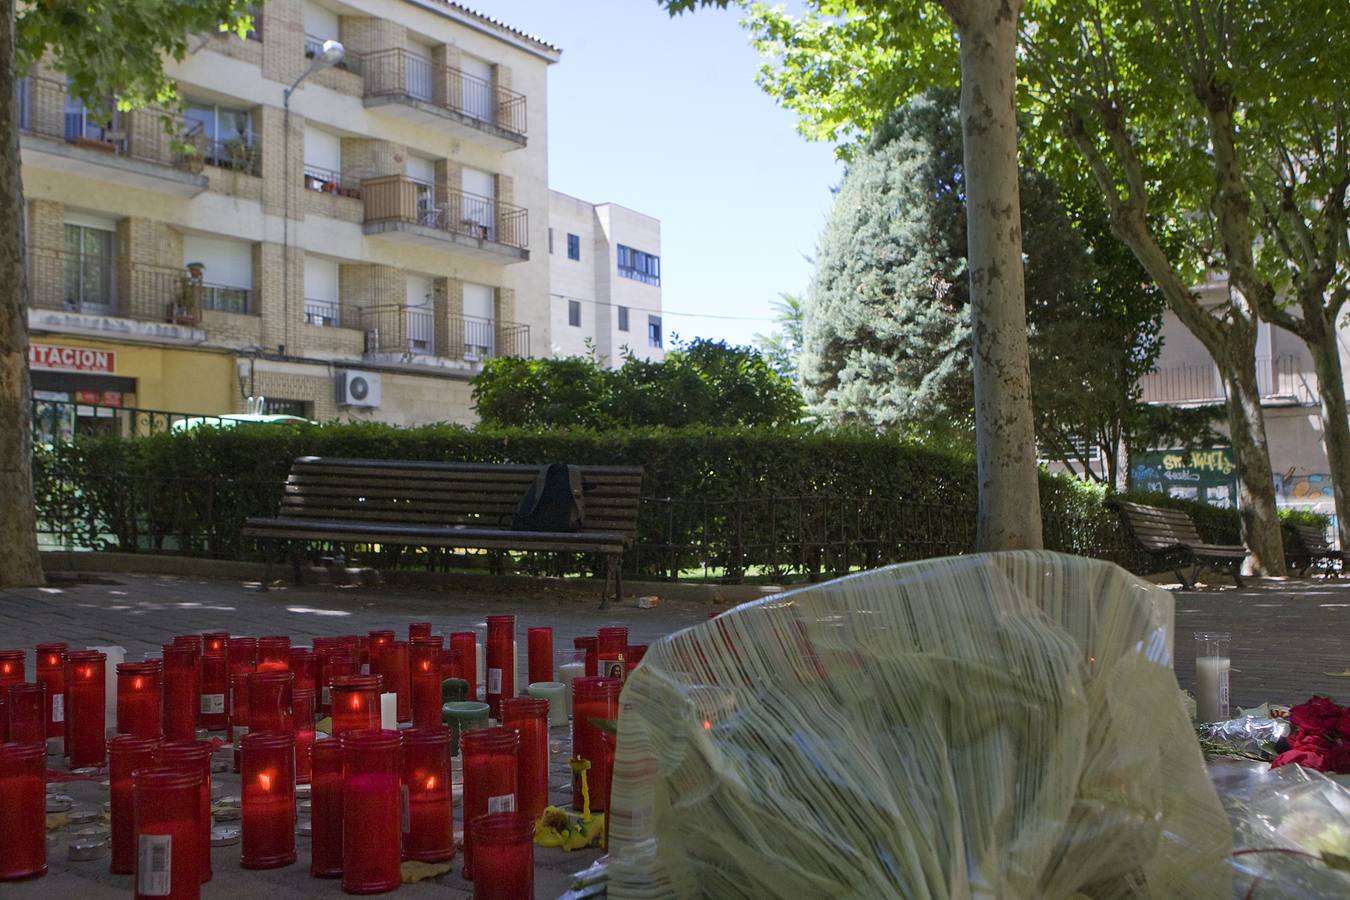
[1173,565,1197,591]
[599,554,618,611]
[289,542,304,585]
[259,540,274,592]
[1231,565,1244,589]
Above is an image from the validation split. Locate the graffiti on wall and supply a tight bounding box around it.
[1130,447,1238,509]
[1274,472,1336,504]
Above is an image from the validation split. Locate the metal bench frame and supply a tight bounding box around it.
[1114,500,1247,589]
[1286,523,1343,578]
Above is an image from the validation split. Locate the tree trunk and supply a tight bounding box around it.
[0,0,43,588]
[1220,344,1286,575]
[1306,314,1350,549]
[953,0,1042,551]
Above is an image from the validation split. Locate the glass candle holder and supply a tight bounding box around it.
[450,632,478,700]
[35,642,66,739]
[0,740,47,881]
[310,738,343,878]
[288,648,316,696]
[357,636,371,672]
[247,671,294,736]
[330,674,382,737]
[319,649,355,717]
[240,731,297,869]
[200,651,228,731]
[460,726,519,880]
[383,640,412,724]
[408,622,432,640]
[410,637,443,729]
[161,644,198,742]
[228,636,258,674]
[596,627,629,682]
[440,646,462,686]
[401,727,453,862]
[485,615,515,719]
[571,677,621,812]
[202,632,229,656]
[0,649,24,684]
[293,687,316,784]
[7,683,46,745]
[470,812,535,900]
[154,740,213,882]
[341,729,403,894]
[444,700,490,756]
[133,766,203,898]
[502,696,549,821]
[64,650,107,768]
[228,671,251,742]
[1195,631,1232,723]
[117,660,164,739]
[527,681,569,727]
[171,636,203,727]
[628,644,649,666]
[527,627,553,685]
[574,636,599,677]
[256,636,291,673]
[109,735,160,875]
[367,630,395,680]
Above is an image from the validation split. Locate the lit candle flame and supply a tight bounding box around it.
[134,677,144,690]
[425,776,437,789]
[420,661,430,672]
[258,771,273,791]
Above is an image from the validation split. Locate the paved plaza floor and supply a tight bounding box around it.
[1,567,1348,897]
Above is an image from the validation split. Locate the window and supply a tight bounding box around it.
[567,233,580,261]
[617,305,629,332]
[304,255,340,327]
[648,315,662,348]
[63,223,115,310]
[183,101,256,174]
[183,234,254,314]
[548,228,554,254]
[303,127,350,194]
[568,300,581,327]
[617,244,661,286]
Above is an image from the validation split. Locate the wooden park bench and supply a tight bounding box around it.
[1114,500,1247,589]
[1285,523,1344,578]
[243,457,643,607]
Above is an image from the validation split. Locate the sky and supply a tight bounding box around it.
[478,0,844,347]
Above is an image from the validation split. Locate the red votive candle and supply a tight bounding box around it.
[485,615,515,719]
[35,642,66,739]
[410,637,443,728]
[628,644,649,666]
[293,687,316,784]
[572,677,621,812]
[256,636,290,672]
[401,727,453,862]
[470,812,535,900]
[229,671,250,773]
[109,735,159,875]
[199,651,228,731]
[409,622,432,640]
[527,627,553,685]
[0,649,24,684]
[155,740,213,882]
[0,740,47,881]
[450,632,478,700]
[228,636,257,673]
[330,674,381,737]
[133,766,202,898]
[240,731,296,869]
[288,647,316,695]
[367,630,394,680]
[310,739,343,878]
[64,650,106,767]
[319,648,355,716]
[202,632,229,656]
[171,636,203,726]
[574,636,598,677]
[117,660,163,739]
[161,644,198,742]
[461,726,519,880]
[384,640,412,723]
[341,729,403,894]
[502,696,549,821]
[7,683,46,745]
[247,671,294,736]
[597,627,629,681]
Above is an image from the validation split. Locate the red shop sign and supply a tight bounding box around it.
[29,343,116,373]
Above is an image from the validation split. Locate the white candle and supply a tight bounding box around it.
[88,645,125,732]
[558,661,585,717]
[1195,656,1230,722]
[527,682,569,727]
[475,644,485,700]
[380,692,397,730]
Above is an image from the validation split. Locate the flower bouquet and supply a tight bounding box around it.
[1272,696,1350,773]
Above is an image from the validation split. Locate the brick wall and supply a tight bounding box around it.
[341,137,406,182]
[303,323,365,359]
[434,159,462,208]
[260,105,303,218]
[302,189,363,224]
[260,0,305,87]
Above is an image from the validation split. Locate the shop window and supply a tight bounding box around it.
[264,398,311,417]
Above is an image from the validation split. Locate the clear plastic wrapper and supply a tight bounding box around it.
[608,551,1233,899]
[1198,717,1291,759]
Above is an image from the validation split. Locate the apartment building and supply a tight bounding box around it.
[22,0,559,434]
[549,190,664,366]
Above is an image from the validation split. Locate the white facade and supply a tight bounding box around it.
[549,190,664,366]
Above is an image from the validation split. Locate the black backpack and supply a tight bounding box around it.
[510,463,584,532]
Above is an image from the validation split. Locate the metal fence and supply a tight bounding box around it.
[32,399,232,443]
[361,48,528,137]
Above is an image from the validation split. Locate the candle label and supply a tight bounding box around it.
[201,693,225,715]
[401,784,411,834]
[487,668,502,695]
[137,834,172,896]
[487,793,516,814]
[600,657,626,683]
[1220,670,1229,711]
[52,693,64,723]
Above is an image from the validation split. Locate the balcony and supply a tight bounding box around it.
[1140,355,1315,406]
[359,304,529,365]
[361,175,529,262]
[17,76,209,196]
[362,48,527,150]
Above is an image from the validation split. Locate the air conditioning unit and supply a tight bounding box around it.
[336,370,381,408]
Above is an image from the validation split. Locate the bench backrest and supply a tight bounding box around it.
[279,457,643,542]
[1115,500,1205,551]
[1292,523,1333,554]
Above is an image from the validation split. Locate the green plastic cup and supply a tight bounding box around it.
[442,700,490,755]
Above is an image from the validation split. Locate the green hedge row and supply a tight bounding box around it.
[32,422,1324,582]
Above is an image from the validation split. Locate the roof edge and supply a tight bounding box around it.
[412,0,562,61]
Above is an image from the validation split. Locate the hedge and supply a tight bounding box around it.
[32,422,1324,583]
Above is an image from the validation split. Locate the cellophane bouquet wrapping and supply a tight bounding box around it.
[607,551,1232,899]
[1225,763,1350,897]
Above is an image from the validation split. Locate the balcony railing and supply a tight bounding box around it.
[198,283,252,315]
[302,163,361,199]
[359,305,530,361]
[185,134,261,176]
[362,48,527,138]
[361,304,436,355]
[1140,354,1314,405]
[304,298,342,328]
[362,175,528,250]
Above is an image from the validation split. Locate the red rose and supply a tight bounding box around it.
[1290,731,1333,751]
[1289,696,1344,736]
[1272,748,1327,771]
[1338,709,1350,740]
[1326,743,1350,774]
